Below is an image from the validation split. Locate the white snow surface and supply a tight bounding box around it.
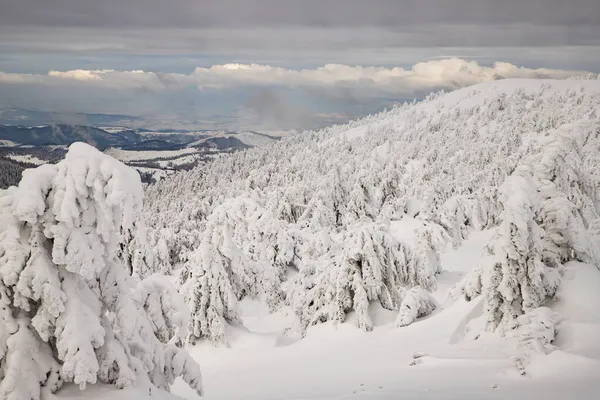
[48,383,179,400]
[322,78,600,145]
[166,231,600,400]
[156,155,199,168]
[105,147,197,162]
[97,126,131,134]
[229,131,279,147]
[188,131,280,148]
[5,153,48,165]
[0,139,17,147]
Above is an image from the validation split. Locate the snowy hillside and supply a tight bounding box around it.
[139,78,600,398]
[2,78,600,400]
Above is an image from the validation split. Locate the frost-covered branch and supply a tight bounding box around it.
[0,143,203,398]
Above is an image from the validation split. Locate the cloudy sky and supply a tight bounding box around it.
[1,0,599,129]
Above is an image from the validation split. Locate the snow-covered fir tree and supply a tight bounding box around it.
[0,143,202,399]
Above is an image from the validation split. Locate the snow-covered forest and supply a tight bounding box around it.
[142,78,600,344]
[2,78,600,399]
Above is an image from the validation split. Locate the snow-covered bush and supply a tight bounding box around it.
[396,287,438,327]
[512,307,558,375]
[288,222,441,333]
[0,143,202,399]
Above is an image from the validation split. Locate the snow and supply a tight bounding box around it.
[10,79,600,399]
[97,126,131,133]
[156,155,199,167]
[0,143,202,399]
[322,79,600,148]
[133,166,175,180]
[168,231,600,400]
[0,139,17,147]
[436,229,496,302]
[188,131,280,148]
[230,131,279,147]
[5,153,48,165]
[138,131,209,137]
[551,262,600,360]
[137,78,600,400]
[418,78,600,113]
[389,216,423,244]
[105,147,197,162]
[47,383,181,400]
[145,78,600,334]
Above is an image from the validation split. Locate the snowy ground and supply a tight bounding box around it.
[54,228,599,400]
[160,229,600,400]
[105,147,198,162]
[5,153,48,165]
[133,166,176,180]
[0,139,17,147]
[187,131,280,148]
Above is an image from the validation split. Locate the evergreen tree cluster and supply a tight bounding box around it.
[140,81,600,346]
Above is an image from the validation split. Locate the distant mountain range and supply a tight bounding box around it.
[0,124,294,185]
[0,125,142,150]
[0,124,286,150]
[0,108,145,128]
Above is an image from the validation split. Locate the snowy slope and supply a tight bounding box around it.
[187,131,280,148]
[227,131,280,147]
[137,78,600,399]
[170,232,600,400]
[105,147,198,162]
[32,80,600,400]
[145,78,600,285]
[5,153,48,165]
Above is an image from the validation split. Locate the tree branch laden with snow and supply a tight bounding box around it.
[0,143,202,399]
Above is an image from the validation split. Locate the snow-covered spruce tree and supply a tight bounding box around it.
[481,168,557,332]
[288,221,442,333]
[179,225,241,345]
[452,121,600,348]
[180,196,287,345]
[0,143,202,399]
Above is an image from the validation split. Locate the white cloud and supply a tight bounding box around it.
[48,69,115,81]
[0,58,590,96]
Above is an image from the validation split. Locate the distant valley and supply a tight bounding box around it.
[0,124,296,187]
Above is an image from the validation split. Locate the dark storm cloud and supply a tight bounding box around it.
[2,0,599,28]
[0,0,598,50]
[1,0,599,130]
